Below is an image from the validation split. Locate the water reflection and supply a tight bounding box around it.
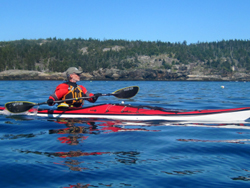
[0,132,46,140]
[63,182,133,187]
[15,149,109,158]
[232,176,250,181]
[162,169,204,176]
[160,122,250,129]
[15,149,141,168]
[12,118,144,176]
[63,183,90,188]
[177,138,250,144]
[48,118,157,145]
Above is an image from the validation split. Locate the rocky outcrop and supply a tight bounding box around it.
[90,68,188,80]
[0,70,65,80]
[0,68,250,81]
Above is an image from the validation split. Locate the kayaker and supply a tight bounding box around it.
[47,67,100,107]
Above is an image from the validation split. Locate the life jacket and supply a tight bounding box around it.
[62,85,85,107]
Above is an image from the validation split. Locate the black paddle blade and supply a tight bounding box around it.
[5,101,36,113]
[112,86,139,99]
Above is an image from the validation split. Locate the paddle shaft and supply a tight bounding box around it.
[49,94,111,104]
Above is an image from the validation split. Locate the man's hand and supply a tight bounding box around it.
[92,93,102,102]
[47,99,55,106]
[94,93,102,98]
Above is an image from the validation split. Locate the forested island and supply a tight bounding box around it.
[0,38,250,81]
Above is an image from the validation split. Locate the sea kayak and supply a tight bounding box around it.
[1,103,250,123]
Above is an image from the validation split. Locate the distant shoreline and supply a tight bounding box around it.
[1,69,250,81]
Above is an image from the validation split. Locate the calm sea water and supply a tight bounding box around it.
[1,80,250,188]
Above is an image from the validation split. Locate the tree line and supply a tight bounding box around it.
[0,38,250,73]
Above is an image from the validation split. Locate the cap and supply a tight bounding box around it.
[66,67,82,75]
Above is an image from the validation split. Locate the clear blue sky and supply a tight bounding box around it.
[1,0,249,44]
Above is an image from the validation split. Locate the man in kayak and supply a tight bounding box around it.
[47,67,100,107]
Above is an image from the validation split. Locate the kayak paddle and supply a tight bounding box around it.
[5,86,139,113]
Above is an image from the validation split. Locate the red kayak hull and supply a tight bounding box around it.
[1,103,250,123]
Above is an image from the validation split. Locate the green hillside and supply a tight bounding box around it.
[1,38,250,75]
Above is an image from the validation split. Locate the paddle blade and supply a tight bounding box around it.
[112,86,139,99]
[5,101,36,113]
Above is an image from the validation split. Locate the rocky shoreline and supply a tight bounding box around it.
[1,69,250,81]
